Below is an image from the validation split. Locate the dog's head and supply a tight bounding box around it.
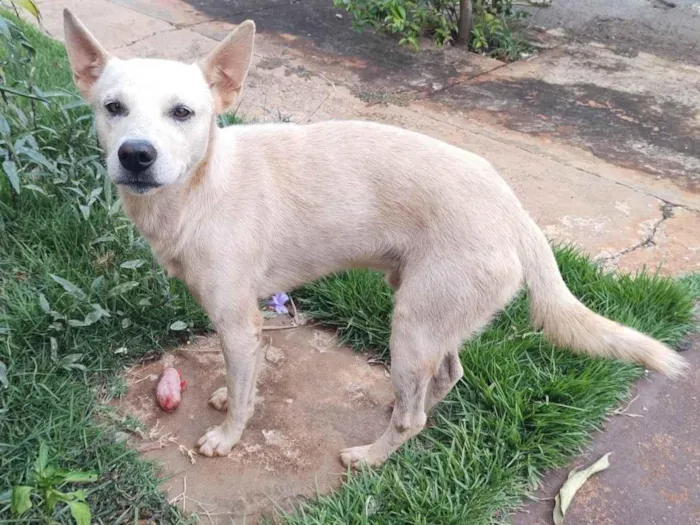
[63,9,254,195]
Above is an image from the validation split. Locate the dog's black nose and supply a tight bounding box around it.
[118,140,157,174]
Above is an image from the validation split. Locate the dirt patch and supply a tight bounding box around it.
[112,326,393,523]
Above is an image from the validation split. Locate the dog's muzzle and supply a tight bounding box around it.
[115,139,162,193]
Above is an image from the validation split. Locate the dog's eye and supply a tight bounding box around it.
[172,105,193,121]
[105,101,126,116]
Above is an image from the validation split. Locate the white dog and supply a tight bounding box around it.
[63,9,687,468]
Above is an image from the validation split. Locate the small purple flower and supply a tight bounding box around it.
[268,292,290,315]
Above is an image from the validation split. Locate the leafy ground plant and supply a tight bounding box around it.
[10,443,97,525]
[334,0,532,60]
[0,9,697,525]
[0,12,203,524]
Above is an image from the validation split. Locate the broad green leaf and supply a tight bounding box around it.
[169,320,188,331]
[62,100,89,111]
[0,360,7,389]
[50,338,58,361]
[89,187,103,200]
[90,303,111,318]
[108,281,139,297]
[120,259,145,270]
[44,488,62,513]
[11,105,28,126]
[68,489,88,501]
[82,309,104,326]
[91,276,105,291]
[0,84,47,101]
[50,275,87,301]
[91,234,116,245]
[68,500,91,525]
[18,146,53,171]
[109,198,122,216]
[11,486,32,516]
[35,442,49,475]
[61,471,98,483]
[39,294,51,313]
[24,184,48,195]
[2,160,20,194]
[0,115,9,136]
[0,16,10,38]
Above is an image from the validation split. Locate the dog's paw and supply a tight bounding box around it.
[208,387,228,411]
[197,426,240,457]
[339,445,384,469]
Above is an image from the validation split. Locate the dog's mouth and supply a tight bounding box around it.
[115,178,163,195]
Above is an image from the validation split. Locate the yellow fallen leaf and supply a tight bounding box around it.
[553,453,611,525]
[15,0,41,21]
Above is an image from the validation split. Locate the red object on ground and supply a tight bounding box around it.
[155,367,186,412]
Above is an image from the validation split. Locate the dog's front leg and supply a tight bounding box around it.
[197,301,262,457]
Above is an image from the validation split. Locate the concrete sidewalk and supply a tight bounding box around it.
[30,1,700,523]
[36,0,700,276]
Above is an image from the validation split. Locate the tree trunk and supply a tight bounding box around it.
[457,0,473,45]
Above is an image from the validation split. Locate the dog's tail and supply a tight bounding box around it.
[517,217,688,377]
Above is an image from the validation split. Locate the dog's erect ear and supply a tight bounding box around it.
[63,9,111,99]
[199,20,255,114]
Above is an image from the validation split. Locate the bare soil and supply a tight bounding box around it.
[112,325,393,523]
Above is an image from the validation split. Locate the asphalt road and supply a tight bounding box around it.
[523,0,700,63]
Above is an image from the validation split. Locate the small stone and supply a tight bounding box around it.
[336,13,343,19]
[262,429,283,446]
[285,398,294,404]
[265,344,285,364]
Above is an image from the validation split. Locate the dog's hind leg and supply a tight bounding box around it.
[340,252,521,469]
[340,314,438,469]
[424,350,463,413]
[340,264,464,468]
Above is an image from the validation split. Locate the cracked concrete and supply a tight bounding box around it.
[598,203,676,268]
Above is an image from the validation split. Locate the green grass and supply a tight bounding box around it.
[288,253,697,524]
[1,12,697,525]
[0,15,204,524]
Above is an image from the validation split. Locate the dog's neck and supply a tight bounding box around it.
[119,118,220,275]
